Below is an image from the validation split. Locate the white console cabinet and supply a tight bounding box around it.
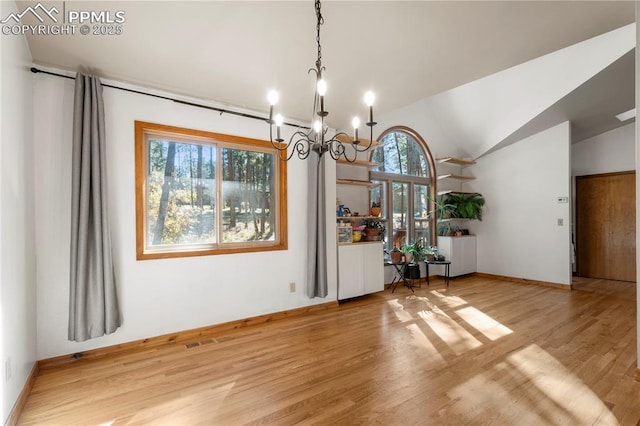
[437,236,477,277]
[338,242,384,300]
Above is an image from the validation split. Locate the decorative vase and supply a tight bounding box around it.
[370,207,381,217]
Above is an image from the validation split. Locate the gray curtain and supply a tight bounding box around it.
[307,153,328,298]
[69,73,121,342]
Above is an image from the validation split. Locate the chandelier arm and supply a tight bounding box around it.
[351,139,373,153]
[326,135,353,162]
[269,135,289,152]
[349,120,377,153]
[290,134,315,161]
[273,129,307,149]
[329,132,358,162]
[295,139,313,160]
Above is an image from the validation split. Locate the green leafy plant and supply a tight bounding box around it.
[426,195,455,220]
[402,240,427,262]
[371,201,381,208]
[444,193,485,220]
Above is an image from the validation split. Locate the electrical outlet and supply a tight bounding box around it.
[5,358,11,382]
[289,282,296,293]
[557,218,564,226]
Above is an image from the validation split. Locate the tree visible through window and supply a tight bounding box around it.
[136,121,287,259]
[147,139,217,246]
[370,127,436,251]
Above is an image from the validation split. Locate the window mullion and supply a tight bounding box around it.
[408,182,414,243]
[215,143,223,246]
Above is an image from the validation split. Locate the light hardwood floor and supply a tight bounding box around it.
[19,275,639,425]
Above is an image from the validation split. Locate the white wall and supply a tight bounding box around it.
[431,24,635,159]
[467,122,572,285]
[0,1,38,421]
[572,122,635,176]
[33,72,337,359]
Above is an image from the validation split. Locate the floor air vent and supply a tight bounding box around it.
[184,338,216,349]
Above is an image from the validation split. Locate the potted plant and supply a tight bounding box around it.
[426,195,456,221]
[401,241,425,279]
[427,195,456,236]
[402,241,427,263]
[364,219,385,241]
[370,201,381,217]
[400,245,414,263]
[445,192,485,220]
[389,246,403,263]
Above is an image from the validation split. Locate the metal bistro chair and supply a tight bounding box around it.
[385,249,414,293]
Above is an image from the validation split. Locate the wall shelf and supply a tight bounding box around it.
[437,157,476,166]
[437,174,475,181]
[438,189,480,196]
[337,158,381,168]
[336,179,380,188]
[337,216,387,221]
[335,134,381,148]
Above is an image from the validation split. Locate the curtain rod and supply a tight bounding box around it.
[30,67,308,129]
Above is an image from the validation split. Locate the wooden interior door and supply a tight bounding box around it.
[576,171,636,281]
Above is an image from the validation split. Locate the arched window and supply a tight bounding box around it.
[370,126,436,251]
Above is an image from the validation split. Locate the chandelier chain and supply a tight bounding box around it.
[315,0,323,70]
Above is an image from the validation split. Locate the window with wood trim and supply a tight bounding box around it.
[135,121,287,260]
[370,126,436,250]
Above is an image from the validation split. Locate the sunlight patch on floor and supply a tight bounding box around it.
[430,290,467,308]
[447,372,544,424]
[508,344,617,424]
[406,294,432,305]
[455,306,513,341]
[448,344,617,424]
[387,298,413,322]
[418,307,482,355]
[405,323,446,366]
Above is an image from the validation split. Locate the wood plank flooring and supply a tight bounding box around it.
[19,275,639,425]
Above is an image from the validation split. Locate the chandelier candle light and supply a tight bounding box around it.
[267,0,377,162]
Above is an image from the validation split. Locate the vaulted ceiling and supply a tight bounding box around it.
[20,1,635,136]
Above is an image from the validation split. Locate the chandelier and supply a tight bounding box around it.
[267,0,376,162]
